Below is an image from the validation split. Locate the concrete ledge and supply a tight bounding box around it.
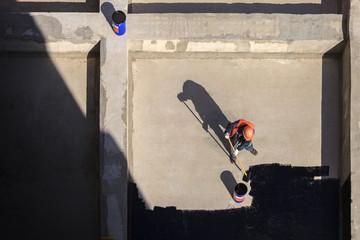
[127,14,344,41]
[1,13,344,45]
[129,39,344,54]
[0,40,99,56]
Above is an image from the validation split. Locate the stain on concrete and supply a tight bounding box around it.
[165,41,175,50]
[75,26,94,40]
[151,40,157,44]
[33,15,63,40]
[100,38,107,66]
[128,39,144,52]
[176,40,188,52]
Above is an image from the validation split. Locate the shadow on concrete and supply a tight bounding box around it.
[220,170,237,198]
[128,164,339,240]
[0,13,100,239]
[101,2,116,29]
[341,175,351,240]
[177,80,230,157]
[129,0,341,14]
[321,51,342,176]
[339,40,351,240]
[321,41,350,240]
[0,0,99,12]
[100,134,129,240]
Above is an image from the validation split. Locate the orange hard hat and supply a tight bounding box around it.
[243,126,254,141]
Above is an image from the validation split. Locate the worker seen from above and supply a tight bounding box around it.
[224,119,258,162]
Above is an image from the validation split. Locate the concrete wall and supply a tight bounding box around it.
[350,1,360,239]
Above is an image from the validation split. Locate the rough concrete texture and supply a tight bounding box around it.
[1,0,359,239]
[350,1,360,239]
[126,14,344,41]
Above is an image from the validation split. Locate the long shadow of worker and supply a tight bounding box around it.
[177,80,230,156]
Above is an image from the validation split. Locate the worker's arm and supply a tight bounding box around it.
[224,120,240,138]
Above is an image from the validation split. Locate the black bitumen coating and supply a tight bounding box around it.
[112,11,126,24]
[234,183,247,196]
[128,164,340,240]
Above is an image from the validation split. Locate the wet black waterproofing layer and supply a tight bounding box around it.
[128,164,339,240]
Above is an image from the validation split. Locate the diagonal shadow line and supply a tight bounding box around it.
[181,101,229,157]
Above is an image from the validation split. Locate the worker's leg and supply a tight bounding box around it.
[244,142,258,155]
[244,141,253,152]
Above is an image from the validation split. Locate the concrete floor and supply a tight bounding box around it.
[129,55,340,210]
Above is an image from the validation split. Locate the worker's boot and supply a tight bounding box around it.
[250,148,258,156]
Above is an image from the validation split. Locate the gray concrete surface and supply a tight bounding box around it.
[126,14,344,41]
[1,0,359,239]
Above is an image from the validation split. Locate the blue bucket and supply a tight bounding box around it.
[112,11,126,36]
[233,183,247,203]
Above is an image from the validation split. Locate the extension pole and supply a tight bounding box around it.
[228,138,248,176]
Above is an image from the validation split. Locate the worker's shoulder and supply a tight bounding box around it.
[239,119,255,128]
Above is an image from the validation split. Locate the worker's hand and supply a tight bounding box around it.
[224,133,230,139]
[234,149,239,156]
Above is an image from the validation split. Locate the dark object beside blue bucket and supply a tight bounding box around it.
[112,11,126,36]
[233,183,247,203]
